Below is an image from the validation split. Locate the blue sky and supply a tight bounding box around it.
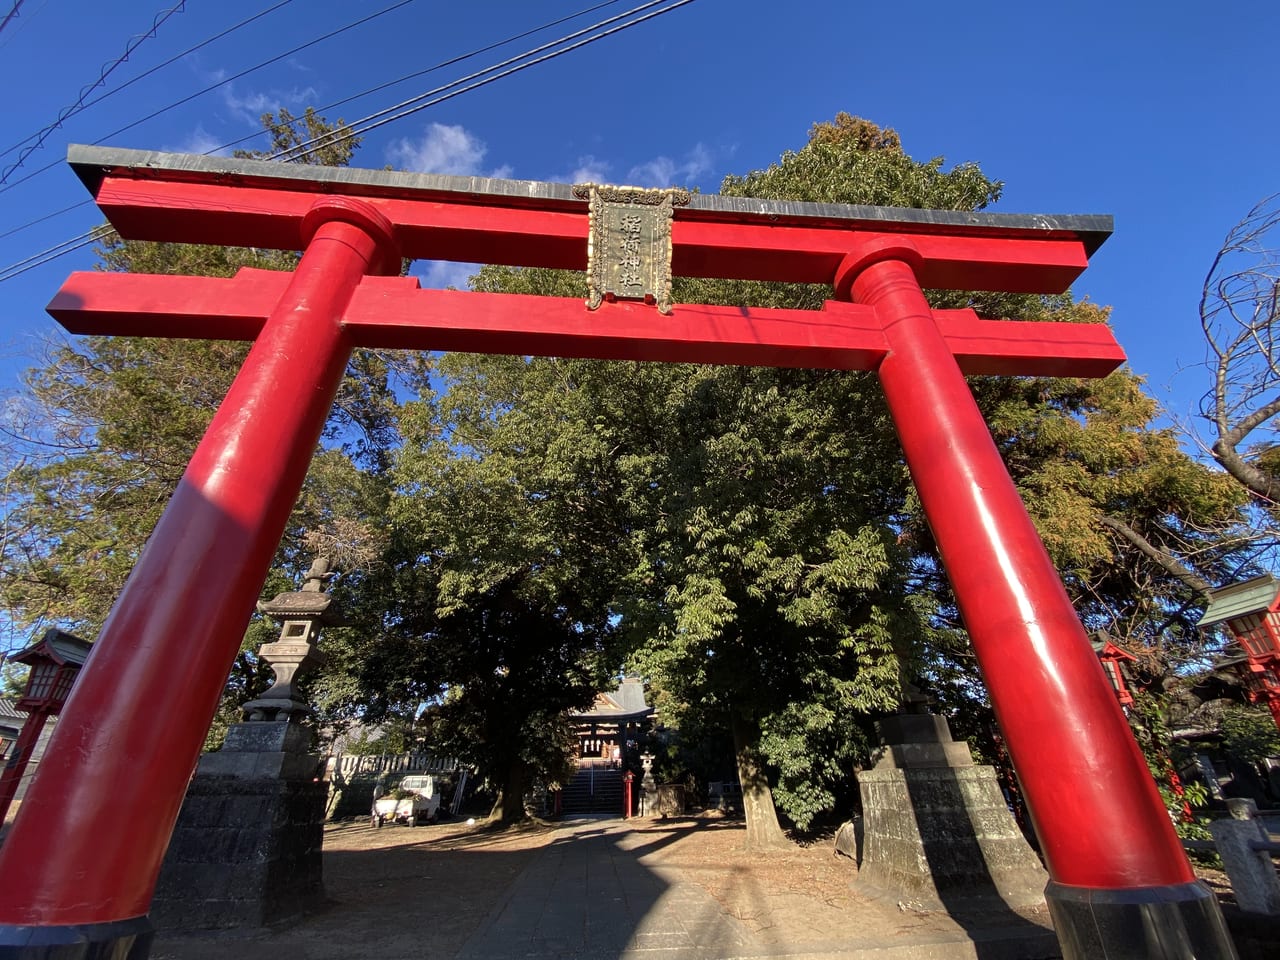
[0,0,1277,444]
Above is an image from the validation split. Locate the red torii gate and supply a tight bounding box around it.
[0,146,1233,960]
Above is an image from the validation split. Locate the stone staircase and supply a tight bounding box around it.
[560,762,623,816]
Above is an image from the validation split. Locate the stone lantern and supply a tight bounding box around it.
[151,557,342,931]
[1197,574,1280,730]
[242,556,346,722]
[0,628,91,821]
[640,751,656,792]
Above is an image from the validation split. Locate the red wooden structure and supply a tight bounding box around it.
[1199,574,1280,730]
[0,146,1234,959]
[0,629,90,823]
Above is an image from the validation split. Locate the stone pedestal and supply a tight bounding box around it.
[856,714,1048,911]
[653,783,685,817]
[151,722,326,931]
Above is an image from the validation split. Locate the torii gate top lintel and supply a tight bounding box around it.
[67,143,1110,292]
[56,145,1124,378]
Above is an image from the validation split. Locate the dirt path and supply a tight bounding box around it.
[151,813,1061,960]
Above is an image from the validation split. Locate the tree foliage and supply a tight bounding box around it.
[351,353,640,821]
[431,114,1256,840]
[0,110,398,645]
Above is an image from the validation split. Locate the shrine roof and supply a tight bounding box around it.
[571,677,654,722]
[11,628,92,668]
[67,145,1112,256]
[1197,574,1280,627]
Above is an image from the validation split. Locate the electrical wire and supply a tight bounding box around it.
[299,0,698,159]
[2,0,294,160]
[0,2,188,186]
[0,201,93,242]
[0,1,24,40]
[271,0,678,163]
[214,0,628,156]
[0,0,626,236]
[0,0,417,197]
[0,0,45,52]
[0,228,111,283]
[0,0,698,284]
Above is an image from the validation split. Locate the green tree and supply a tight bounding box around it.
[357,356,640,822]
[0,111,401,761]
[0,110,397,640]
[423,114,1254,846]
[1219,703,1280,769]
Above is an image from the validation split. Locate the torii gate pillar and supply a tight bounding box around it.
[0,147,1237,960]
[838,245,1235,957]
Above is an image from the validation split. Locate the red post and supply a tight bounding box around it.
[1268,687,1280,732]
[0,710,50,822]
[623,771,634,819]
[835,245,1232,956]
[0,199,398,939]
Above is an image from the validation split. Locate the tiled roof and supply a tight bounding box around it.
[1197,575,1280,628]
[573,678,653,721]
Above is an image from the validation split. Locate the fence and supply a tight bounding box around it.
[1182,798,1280,916]
[330,752,462,779]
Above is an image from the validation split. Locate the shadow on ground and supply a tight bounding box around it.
[152,814,1063,960]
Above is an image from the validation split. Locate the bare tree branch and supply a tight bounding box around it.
[1199,193,1280,502]
[1097,515,1213,597]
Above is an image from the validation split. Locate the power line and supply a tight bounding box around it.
[2,0,295,161]
[0,201,93,242]
[0,0,45,51]
[0,1,626,236]
[0,0,699,284]
[272,0,678,163]
[0,228,112,284]
[0,2,188,186]
[219,0,628,155]
[0,0,417,197]
[0,1,24,39]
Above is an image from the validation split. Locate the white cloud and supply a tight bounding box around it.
[565,155,611,184]
[626,143,714,188]
[416,261,482,290]
[219,82,318,126]
[165,125,232,157]
[387,123,508,177]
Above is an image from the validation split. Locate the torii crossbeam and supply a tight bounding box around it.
[0,147,1233,960]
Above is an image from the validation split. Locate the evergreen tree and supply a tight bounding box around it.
[421,115,1252,842]
[0,111,399,752]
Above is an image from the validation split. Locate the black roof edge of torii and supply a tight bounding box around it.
[66,144,1113,258]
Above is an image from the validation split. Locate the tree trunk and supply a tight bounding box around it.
[730,711,791,850]
[488,759,530,824]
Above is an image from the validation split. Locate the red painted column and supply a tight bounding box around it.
[835,243,1191,890]
[0,198,398,928]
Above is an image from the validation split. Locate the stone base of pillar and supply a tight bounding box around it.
[0,916,153,960]
[855,714,1049,912]
[1046,881,1236,960]
[150,722,326,932]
